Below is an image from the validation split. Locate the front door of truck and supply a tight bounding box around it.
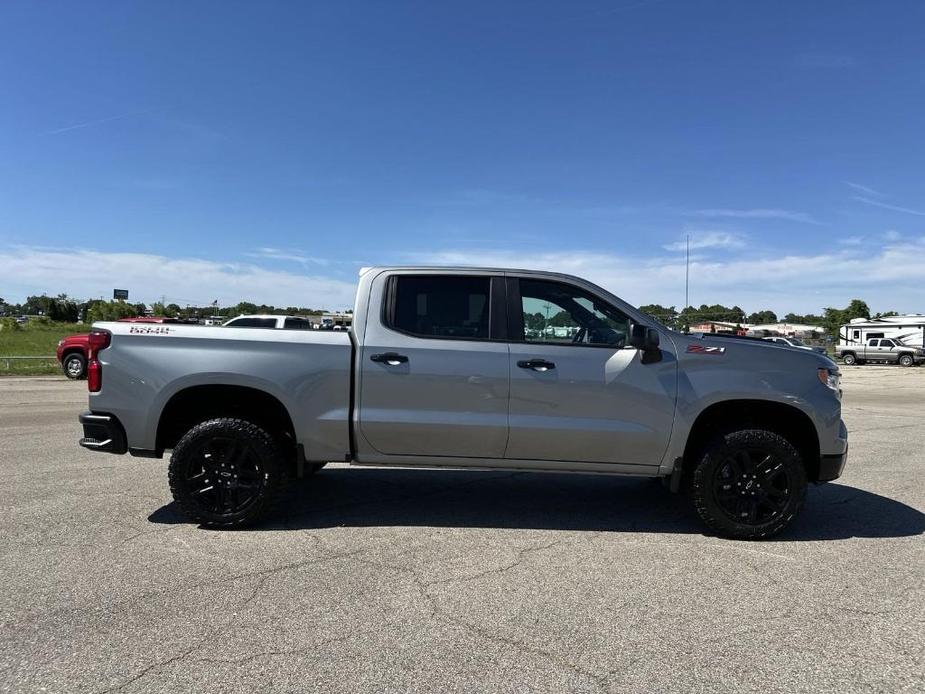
[504,277,677,466]
[357,273,510,458]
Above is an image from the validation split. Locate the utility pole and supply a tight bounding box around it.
[685,233,690,309]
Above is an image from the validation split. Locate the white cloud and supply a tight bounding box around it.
[844,181,884,197]
[246,247,330,266]
[663,232,745,252]
[408,245,925,314]
[837,235,865,246]
[690,208,820,225]
[854,196,925,217]
[0,246,357,310]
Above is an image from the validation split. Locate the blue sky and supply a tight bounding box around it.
[2,0,924,314]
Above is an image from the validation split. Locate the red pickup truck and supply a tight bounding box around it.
[57,317,181,379]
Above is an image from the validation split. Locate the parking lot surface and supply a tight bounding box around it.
[1,368,923,693]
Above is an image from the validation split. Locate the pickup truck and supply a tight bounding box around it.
[77,267,848,540]
[835,338,925,367]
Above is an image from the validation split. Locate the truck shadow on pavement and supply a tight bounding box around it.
[148,468,925,541]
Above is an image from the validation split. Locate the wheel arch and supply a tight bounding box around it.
[682,399,822,482]
[155,384,297,454]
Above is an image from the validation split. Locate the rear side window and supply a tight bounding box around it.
[284,318,313,330]
[389,276,490,340]
[227,318,277,328]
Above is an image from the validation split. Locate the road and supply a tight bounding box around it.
[1,368,922,693]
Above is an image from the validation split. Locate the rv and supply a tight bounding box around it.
[839,315,925,349]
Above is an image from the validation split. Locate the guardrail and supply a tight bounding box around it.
[1,355,57,369]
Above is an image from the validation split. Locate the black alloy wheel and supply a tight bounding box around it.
[690,429,807,540]
[168,418,285,527]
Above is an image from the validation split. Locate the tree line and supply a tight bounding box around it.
[0,295,337,325]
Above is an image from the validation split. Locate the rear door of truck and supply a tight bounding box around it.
[356,271,510,458]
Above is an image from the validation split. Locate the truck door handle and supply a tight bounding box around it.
[370,352,409,365]
[517,359,555,371]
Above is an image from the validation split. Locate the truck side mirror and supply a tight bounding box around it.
[630,323,661,363]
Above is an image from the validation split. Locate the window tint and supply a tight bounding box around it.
[284,317,313,330]
[518,279,630,347]
[881,339,894,347]
[391,276,491,339]
[228,318,277,328]
[868,339,879,346]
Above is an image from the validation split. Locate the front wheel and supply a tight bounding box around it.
[899,354,914,367]
[63,352,86,379]
[168,418,286,528]
[690,429,807,540]
[841,353,856,366]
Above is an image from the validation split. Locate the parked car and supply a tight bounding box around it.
[835,338,925,366]
[761,336,827,355]
[56,317,182,379]
[222,315,315,330]
[77,267,847,540]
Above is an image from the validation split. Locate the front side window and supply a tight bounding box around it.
[390,276,490,340]
[517,279,630,347]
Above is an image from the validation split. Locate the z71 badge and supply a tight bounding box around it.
[687,344,726,355]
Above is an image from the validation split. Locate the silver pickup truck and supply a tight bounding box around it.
[77,267,848,540]
[835,338,925,366]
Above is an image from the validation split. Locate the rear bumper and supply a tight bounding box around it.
[78,411,127,454]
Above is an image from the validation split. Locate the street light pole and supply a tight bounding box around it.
[685,233,690,309]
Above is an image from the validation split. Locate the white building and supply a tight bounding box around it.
[748,323,825,338]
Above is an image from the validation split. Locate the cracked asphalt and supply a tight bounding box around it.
[1,368,923,693]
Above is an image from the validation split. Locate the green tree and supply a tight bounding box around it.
[87,300,140,322]
[639,304,678,328]
[747,310,777,325]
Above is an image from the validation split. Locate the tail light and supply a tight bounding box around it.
[88,359,102,392]
[87,330,111,393]
[87,330,111,359]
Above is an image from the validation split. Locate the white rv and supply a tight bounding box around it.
[839,315,925,349]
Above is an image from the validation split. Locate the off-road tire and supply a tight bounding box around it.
[899,354,914,367]
[168,418,286,528]
[691,429,807,540]
[63,352,87,379]
[841,353,856,366]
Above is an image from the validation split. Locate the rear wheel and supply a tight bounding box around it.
[899,354,914,367]
[63,352,86,379]
[841,353,856,366]
[168,418,285,528]
[690,429,807,540]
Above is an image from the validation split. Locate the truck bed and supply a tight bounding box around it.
[89,322,354,461]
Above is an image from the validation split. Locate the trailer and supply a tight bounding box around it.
[839,315,925,348]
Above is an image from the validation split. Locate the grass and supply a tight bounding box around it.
[0,321,90,376]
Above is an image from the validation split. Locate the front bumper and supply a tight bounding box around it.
[817,446,848,482]
[78,411,127,454]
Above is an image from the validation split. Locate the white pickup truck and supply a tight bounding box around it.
[77,267,848,540]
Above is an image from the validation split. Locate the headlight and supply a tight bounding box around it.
[57,339,64,347]
[818,367,840,392]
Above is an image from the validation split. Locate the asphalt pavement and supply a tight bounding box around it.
[0,368,922,693]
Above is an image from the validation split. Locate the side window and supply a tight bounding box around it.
[228,318,277,328]
[881,339,894,347]
[390,276,491,340]
[518,279,630,347]
[868,339,879,347]
[284,318,313,330]
[852,330,860,340]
